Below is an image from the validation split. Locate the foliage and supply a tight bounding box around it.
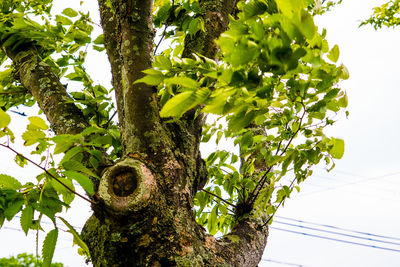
[0,253,63,267]
[0,0,347,264]
[361,0,400,29]
[143,0,348,234]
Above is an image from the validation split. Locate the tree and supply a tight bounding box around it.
[361,0,400,29]
[0,253,63,267]
[0,0,347,266]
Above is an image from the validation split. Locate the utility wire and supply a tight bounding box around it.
[312,174,400,194]
[270,227,400,253]
[261,258,305,266]
[305,170,400,196]
[274,220,400,246]
[13,215,83,231]
[276,216,400,242]
[1,226,72,242]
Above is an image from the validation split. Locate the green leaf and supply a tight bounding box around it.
[54,141,73,154]
[22,130,46,146]
[299,9,315,39]
[93,45,105,52]
[63,160,97,177]
[15,155,27,167]
[327,44,340,63]
[42,229,58,267]
[20,205,34,235]
[59,217,91,259]
[55,15,73,25]
[0,174,22,190]
[207,205,218,235]
[50,178,75,205]
[188,18,200,35]
[329,138,345,159]
[28,116,48,130]
[243,0,268,18]
[276,0,305,19]
[160,88,210,117]
[134,73,164,86]
[52,135,78,154]
[4,198,23,220]
[62,8,78,17]
[340,64,350,80]
[60,146,84,164]
[93,34,104,45]
[0,214,4,228]
[154,55,172,70]
[0,109,10,128]
[338,93,348,108]
[228,110,256,132]
[63,170,94,195]
[164,76,200,89]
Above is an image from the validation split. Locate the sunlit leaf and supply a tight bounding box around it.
[42,229,58,267]
[0,174,22,190]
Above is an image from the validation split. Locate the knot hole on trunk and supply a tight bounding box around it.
[112,167,138,197]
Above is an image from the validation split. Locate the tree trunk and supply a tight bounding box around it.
[79,0,269,266]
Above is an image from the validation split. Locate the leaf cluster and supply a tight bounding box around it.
[360,0,400,29]
[0,253,63,267]
[0,112,96,265]
[138,0,349,234]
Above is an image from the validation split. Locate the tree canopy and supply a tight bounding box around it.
[0,0,348,266]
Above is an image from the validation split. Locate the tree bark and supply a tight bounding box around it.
[3,46,88,135]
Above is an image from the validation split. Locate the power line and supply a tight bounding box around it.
[261,258,305,266]
[311,174,400,194]
[13,215,83,230]
[305,170,400,196]
[274,220,400,246]
[270,226,400,253]
[1,226,72,242]
[276,216,400,242]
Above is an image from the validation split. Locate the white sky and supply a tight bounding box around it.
[1,0,400,266]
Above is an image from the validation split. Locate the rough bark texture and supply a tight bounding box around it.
[4,0,270,266]
[3,46,88,135]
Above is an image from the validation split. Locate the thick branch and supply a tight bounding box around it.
[3,46,89,135]
[98,0,170,157]
[220,217,269,266]
[182,0,238,59]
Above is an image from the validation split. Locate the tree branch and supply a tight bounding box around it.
[182,0,239,59]
[98,0,171,158]
[3,46,89,135]
[0,143,96,204]
[201,189,236,208]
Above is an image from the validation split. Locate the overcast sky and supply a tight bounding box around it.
[1,0,400,266]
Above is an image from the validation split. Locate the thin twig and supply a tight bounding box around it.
[9,110,27,117]
[260,177,297,228]
[201,189,237,208]
[274,122,288,156]
[248,103,306,205]
[278,106,306,157]
[105,110,117,127]
[248,165,273,205]
[0,143,96,204]
[154,0,175,55]
[154,24,168,55]
[89,86,101,127]
[210,198,235,214]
